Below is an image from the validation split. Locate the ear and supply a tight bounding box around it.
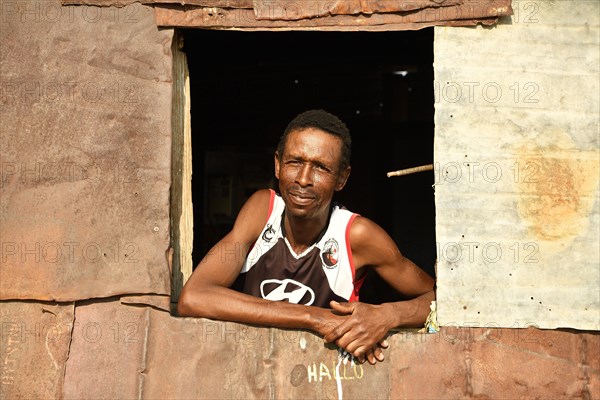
[274,151,281,180]
[335,166,351,191]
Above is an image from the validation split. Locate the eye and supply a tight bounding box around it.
[315,164,332,174]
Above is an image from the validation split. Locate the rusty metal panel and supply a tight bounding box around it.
[62,299,150,399]
[155,0,511,29]
[388,327,600,399]
[0,301,74,399]
[61,0,253,7]
[60,299,272,399]
[467,329,594,398]
[434,0,599,330]
[465,327,598,398]
[144,313,390,399]
[60,299,390,399]
[143,313,273,399]
[388,328,468,398]
[0,0,173,301]
[30,298,596,399]
[269,329,390,399]
[253,0,462,20]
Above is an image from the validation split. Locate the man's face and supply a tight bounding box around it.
[275,128,350,220]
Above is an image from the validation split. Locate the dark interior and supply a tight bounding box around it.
[183,29,436,303]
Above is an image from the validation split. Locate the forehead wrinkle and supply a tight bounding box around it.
[284,129,342,168]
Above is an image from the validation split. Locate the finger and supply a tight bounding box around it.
[323,320,353,344]
[379,339,390,349]
[366,348,376,365]
[342,337,363,355]
[374,347,385,362]
[329,301,355,315]
[334,331,359,352]
[356,353,366,364]
[348,344,372,364]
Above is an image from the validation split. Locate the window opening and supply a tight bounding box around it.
[181,29,436,304]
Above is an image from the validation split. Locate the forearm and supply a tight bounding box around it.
[384,289,435,329]
[178,285,334,334]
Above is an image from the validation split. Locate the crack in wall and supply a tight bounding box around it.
[60,303,76,400]
[137,307,151,400]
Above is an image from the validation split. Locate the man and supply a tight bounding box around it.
[178,110,435,365]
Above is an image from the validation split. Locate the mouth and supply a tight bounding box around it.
[288,190,315,206]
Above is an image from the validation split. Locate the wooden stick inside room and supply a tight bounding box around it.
[387,164,434,177]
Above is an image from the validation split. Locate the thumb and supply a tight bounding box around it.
[330,300,355,315]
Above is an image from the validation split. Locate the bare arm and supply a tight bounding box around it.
[353,216,435,327]
[177,189,343,334]
[324,216,435,362]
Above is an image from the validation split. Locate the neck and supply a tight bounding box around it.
[283,211,329,254]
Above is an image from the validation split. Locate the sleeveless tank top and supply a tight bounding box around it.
[233,190,364,308]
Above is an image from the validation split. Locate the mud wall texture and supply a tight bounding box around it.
[434,0,600,330]
[0,0,598,399]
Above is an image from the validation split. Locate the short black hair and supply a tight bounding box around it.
[277,109,351,171]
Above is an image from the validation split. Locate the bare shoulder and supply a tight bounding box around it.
[349,216,402,269]
[231,189,273,241]
[349,216,390,244]
[241,189,272,212]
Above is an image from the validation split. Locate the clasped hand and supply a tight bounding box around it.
[321,301,393,365]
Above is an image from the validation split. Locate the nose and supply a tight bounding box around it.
[295,163,314,187]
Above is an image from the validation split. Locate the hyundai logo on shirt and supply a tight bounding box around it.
[260,278,315,305]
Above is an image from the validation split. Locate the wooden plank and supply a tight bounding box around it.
[170,31,194,306]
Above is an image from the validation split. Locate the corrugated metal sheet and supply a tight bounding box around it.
[155,0,511,29]
[56,0,511,29]
[252,0,463,20]
[434,0,600,330]
[0,2,173,302]
[61,0,253,6]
